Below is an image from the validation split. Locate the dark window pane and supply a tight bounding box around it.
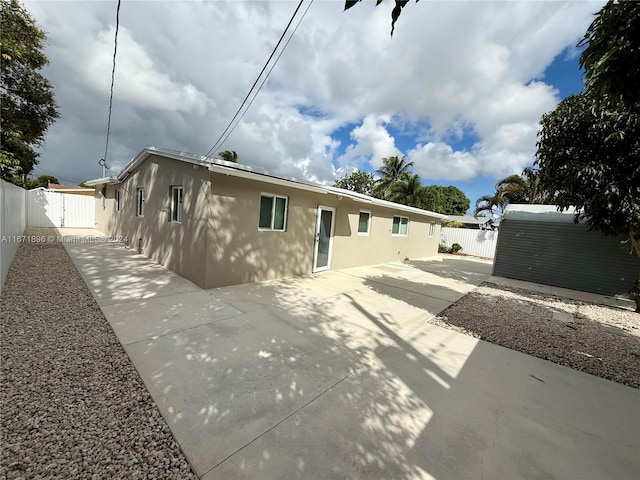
[358,212,369,233]
[259,196,273,228]
[392,216,400,234]
[274,197,286,230]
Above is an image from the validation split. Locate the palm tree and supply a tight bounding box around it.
[473,194,508,218]
[387,173,427,208]
[495,167,551,204]
[374,155,414,199]
[475,167,552,219]
[218,150,238,163]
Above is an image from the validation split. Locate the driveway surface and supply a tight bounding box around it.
[62,230,639,480]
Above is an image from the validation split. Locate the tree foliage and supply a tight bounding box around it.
[535,93,640,309]
[474,167,550,219]
[374,155,414,199]
[387,173,427,208]
[334,170,375,195]
[344,0,419,37]
[25,174,58,189]
[423,185,470,215]
[536,94,639,237]
[578,0,640,110]
[473,194,507,219]
[0,0,59,181]
[373,156,470,214]
[495,167,551,205]
[218,150,238,163]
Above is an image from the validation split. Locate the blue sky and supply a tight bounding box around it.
[26,0,601,214]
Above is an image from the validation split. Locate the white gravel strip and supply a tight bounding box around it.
[433,282,640,389]
[1,228,196,479]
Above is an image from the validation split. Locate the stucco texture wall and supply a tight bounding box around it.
[93,155,442,289]
[205,173,441,288]
[97,155,212,287]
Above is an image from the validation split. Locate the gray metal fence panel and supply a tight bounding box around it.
[493,219,638,296]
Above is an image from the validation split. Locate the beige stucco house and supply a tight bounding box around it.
[86,147,447,289]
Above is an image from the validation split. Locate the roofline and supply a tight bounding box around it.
[209,164,330,195]
[86,146,448,220]
[84,177,117,186]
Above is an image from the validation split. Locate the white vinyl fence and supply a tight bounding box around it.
[1,180,27,292]
[27,189,95,228]
[440,227,498,259]
[1,183,96,291]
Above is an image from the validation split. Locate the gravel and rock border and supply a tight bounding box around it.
[0,228,197,479]
[432,282,640,389]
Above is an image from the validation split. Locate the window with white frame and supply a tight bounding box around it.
[115,189,121,212]
[136,188,145,217]
[259,194,287,231]
[392,215,409,236]
[429,222,435,237]
[171,186,183,223]
[357,210,371,235]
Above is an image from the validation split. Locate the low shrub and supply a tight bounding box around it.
[451,243,463,254]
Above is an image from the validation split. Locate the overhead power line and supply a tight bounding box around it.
[215,0,314,153]
[103,0,122,165]
[204,0,309,158]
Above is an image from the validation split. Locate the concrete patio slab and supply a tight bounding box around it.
[65,241,199,306]
[206,324,639,480]
[62,238,640,480]
[102,290,243,345]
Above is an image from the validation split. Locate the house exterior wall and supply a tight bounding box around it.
[493,219,639,296]
[205,173,441,288]
[95,154,212,287]
[93,154,442,289]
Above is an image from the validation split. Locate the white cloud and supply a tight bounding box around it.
[86,26,209,114]
[408,143,478,182]
[23,0,604,188]
[336,115,400,172]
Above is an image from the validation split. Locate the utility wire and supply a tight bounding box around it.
[204,0,306,158]
[216,0,314,152]
[103,0,122,164]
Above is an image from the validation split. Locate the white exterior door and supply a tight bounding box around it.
[312,205,335,273]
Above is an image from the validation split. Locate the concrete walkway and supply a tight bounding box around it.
[61,230,639,479]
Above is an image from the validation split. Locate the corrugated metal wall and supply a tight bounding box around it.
[493,219,638,296]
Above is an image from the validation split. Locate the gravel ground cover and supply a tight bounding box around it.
[433,282,640,389]
[0,228,196,479]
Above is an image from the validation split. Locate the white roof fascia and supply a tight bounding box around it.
[324,186,447,219]
[86,145,447,220]
[84,177,118,186]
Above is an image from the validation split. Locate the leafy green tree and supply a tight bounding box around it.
[387,173,427,208]
[535,93,640,311]
[218,150,238,162]
[23,174,58,189]
[1,0,59,181]
[422,185,470,215]
[374,155,414,199]
[344,0,419,37]
[334,170,375,195]
[578,0,640,110]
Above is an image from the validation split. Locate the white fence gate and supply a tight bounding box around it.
[27,189,95,228]
[440,227,498,259]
